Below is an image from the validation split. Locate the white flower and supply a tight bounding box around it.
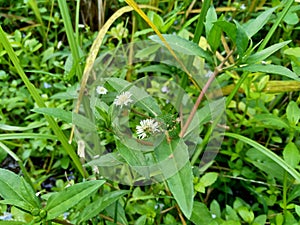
[113,91,133,108]
[96,86,108,95]
[136,118,160,139]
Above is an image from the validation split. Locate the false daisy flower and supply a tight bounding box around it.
[113,91,133,108]
[96,86,108,95]
[136,118,160,139]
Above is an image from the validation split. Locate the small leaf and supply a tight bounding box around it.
[45,180,105,220]
[240,64,300,81]
[246,41,291,64]
[200,172,218,187]
[253,215,267,225]
[190,202,213,225]
[237,206,254,223]
[210,200,221,218]
[295,205,300,217]
[286,101,300,125]
[283,142,300,168]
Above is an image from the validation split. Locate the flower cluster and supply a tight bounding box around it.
[136,118,160,139]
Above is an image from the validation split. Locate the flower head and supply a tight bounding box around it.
[113,91,133,108]
[96,86,108,95]
[136,118,160,139]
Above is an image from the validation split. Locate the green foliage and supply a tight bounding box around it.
[0,0,300,224]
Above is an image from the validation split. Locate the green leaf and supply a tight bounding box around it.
[239,64,300,81]
[207,23,222,53]
[246,41,291,64]
[195,172,218,193]
[115,139,152,180]
[295,205,300,217]
[78,190,130,223]
[105,202,128,225]
[253,215,267,225]
[32,107,97,131]
[0,122,44,131]
[190,202,213,225]
[149,34,212,62]
[225,205,239,221]
[234,21,249,58]
[45,180,105,220]
[237,206,254,223]
[205,5,218,36]
[32,108,72,123]
[0,133,56,141]
[210,200,221,218]
[200,172,218,187]
[252,114,289,129]
[0,222,26,225]
[165,141,194,218]
[214,21,237,42]
[286,101,300,125]
[0,169,40,212]
[283,142,300,168]
[243,7,277,38]
[226,133,300,183]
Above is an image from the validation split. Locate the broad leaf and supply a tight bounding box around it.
[149,34,212,62]
[78,190,130,223]
[45,180,105,220]
[161,139,194,218]
[32,107,97,131]
[246,41,291,64]
[240,64,300,81]
[243,7,277,38]
[0,169,40,212]
[190,202,213,225]
[214,21,237,42]
[235,21,249,58]
[32,108,72,123]
[252,114,289,129]
[208,23,222,53]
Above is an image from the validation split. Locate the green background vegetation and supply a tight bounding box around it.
[0,0,300,224]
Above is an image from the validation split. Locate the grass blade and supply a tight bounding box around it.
[225,133,300,183]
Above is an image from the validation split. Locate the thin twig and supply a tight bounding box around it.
[99,214,125,225]
[179,50,233,138]
[175,204,187,225]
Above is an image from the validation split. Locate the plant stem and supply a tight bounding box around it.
[179,51,232,138]
[193,0,211,44]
